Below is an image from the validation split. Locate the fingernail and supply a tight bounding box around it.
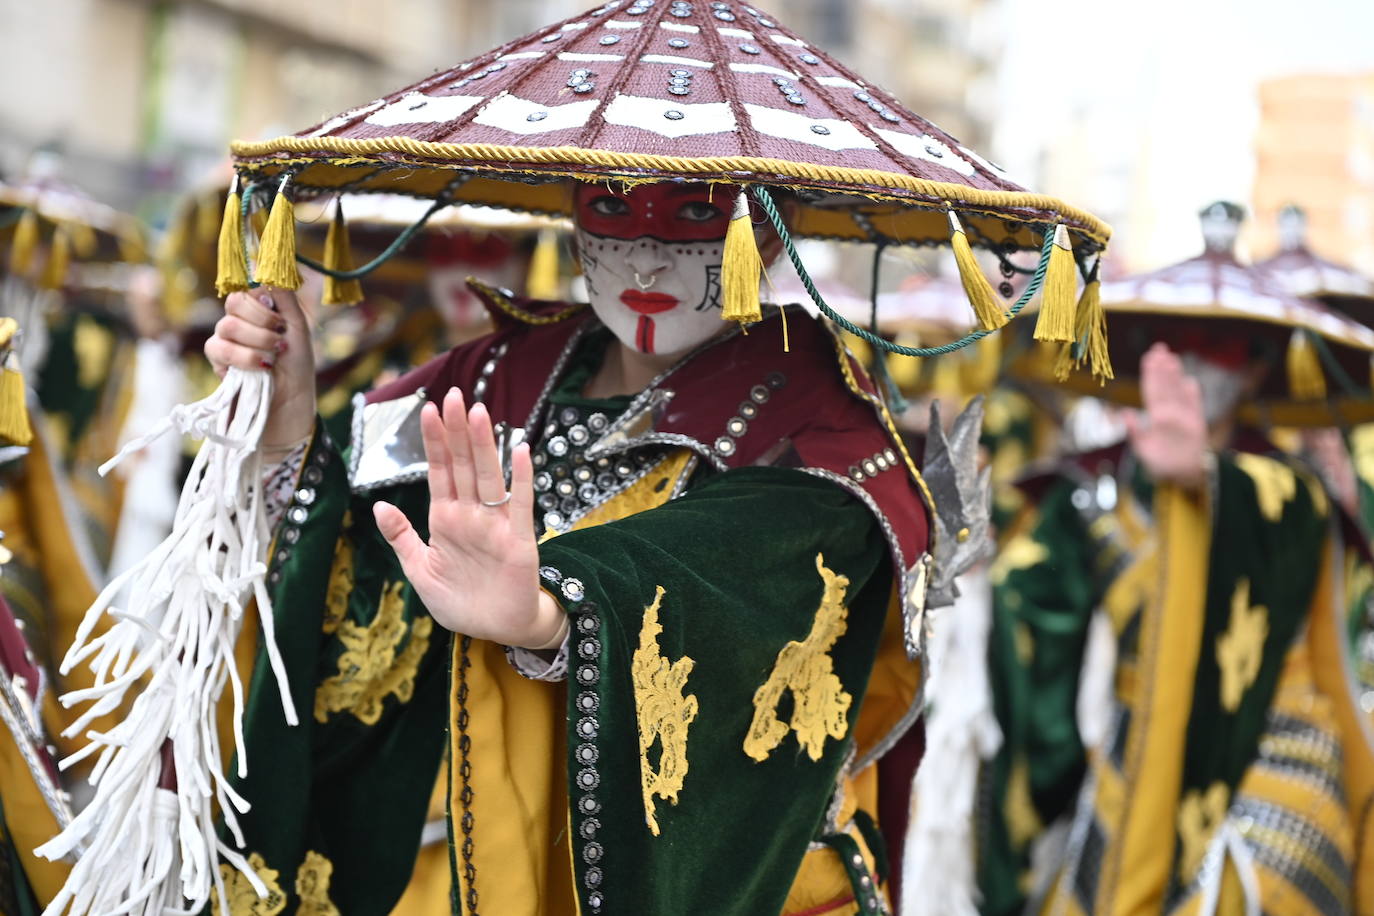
[260,358,275,370]
[274,321,287,334]
[275,339,288,354]
[261,294,277,312]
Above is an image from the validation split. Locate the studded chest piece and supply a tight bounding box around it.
[531,404,666,535]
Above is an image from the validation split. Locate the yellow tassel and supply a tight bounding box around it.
[8,208,40,278]
[39,224,71,290]
[117,229,147,265]
[215,184,250,296]
[1076,276,1112,382]
[253,178,301,290]
[948,210,1007,331]
[1286,329,1326,401]
[68,220,98,259]
[525,228,562,300]
[1034,225,1078,343]
[159,200,193,269]
[720,187,763,324]
[0,366,31,446]
[321,202,363,306]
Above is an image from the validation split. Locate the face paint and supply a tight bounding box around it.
[573,183,732,356]
[1179,352,1249,426]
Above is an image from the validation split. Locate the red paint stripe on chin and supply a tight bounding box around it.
[636,315,655,354]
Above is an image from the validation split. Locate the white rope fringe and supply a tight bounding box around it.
[36,367,297,916]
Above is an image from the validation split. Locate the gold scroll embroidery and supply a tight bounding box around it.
[314,580,433,725]
[1176,782,1230,880]
[295,850,341,916]
[1005,755,1045,849]
[1217,579,1268,712]
[211,852,286,916]
[1234,453,1297,522]
[744,554,853,762]
[632,586,698,836]
[989,533,1049,586]
[322,512,354,635]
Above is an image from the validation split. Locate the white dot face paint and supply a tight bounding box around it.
[572,183,732,357]
[574,229,726,356]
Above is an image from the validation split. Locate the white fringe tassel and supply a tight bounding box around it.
[901,569,1002,916]
[35,368,297,916]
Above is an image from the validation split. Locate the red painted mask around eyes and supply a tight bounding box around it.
[573,183,732,243]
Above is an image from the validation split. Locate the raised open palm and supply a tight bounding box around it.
[374,388,565,649]
[1125,343,1210,489]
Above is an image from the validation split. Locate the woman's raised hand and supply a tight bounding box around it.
[373,388,565,650]
[204,287,318,455]
[1125,343,1209,490]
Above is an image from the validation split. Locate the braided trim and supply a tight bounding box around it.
[229,137,1112,245]
[468,278,586,326]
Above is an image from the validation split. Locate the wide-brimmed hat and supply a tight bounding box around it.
[1019,201,1374,427]
[221,0,1111,371]
[1256,204,1374,330]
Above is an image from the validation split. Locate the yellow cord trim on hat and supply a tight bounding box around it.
[229,136,1113,246]
[468,278,586,325]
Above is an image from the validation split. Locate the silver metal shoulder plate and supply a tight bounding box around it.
[349,388,428,494]
[923,395,992,609]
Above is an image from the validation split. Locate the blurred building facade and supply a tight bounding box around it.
[1251,73,1374,275]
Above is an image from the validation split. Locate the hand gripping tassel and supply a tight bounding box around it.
[35,367,297,916]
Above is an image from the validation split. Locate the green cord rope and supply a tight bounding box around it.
[867,242,909,411]
[295,196,452,279]
[750,184,1054,357]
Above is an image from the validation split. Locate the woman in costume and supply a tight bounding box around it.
[40,3,1110,914]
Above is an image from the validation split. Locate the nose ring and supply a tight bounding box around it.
[634,272,657,291]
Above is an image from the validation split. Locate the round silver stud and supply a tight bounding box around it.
[577,743,599,764]
[615,460,635,478]
[287,505,309,525]
[726,417,747,436]
[577,769,600,790]
[715,437,737,456]
[562,578,586,601]
[544,510,565,530]
[800,53,820,64]
[472,377,488,399]
[767,371,787,388]
[669,76,692,87]
[583,842,604,863]
[924,144,944,158]
[283,527,301,544]
[863,458,878,476]
[578,665,599,685]
[874,453,889,471]
[670,69,691,77]
[577,691,599,712]
[578,483,600,502]
[573,82,596,93]
[577,614,600,633]
[580,816,601,839]
[578,637,601,659]
[739,402,759,418]
[750,384,770,403]
[850,466,865,481]
[758,17,774,25]
[577,716,599,738]
[585,866,603,887]
[596,472,617,489]
[527,111,549,122]
[884,448,897,464]
[540,565,563,583]
[740,43,761,54]
[669,86,691,95]
[568,424,590,446]
[487,61,507,71]
[881,110,901,122]
[714,9,736,19]
[556,479,576,498]
[852,854,864,868]
[665,109,685,120]
[787,93,806,105]
[295,487,316,505]
[548,436,570,457]
[668,37,690,48]
[811,124,830,135]
[303,466,323,485]
[600,35,620,45]
[542,32,561,42]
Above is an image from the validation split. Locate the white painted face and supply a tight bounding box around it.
[572,183,732,357]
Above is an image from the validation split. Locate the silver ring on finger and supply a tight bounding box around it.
[480,492,513,508]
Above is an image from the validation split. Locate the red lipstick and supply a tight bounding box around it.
[619,290,678,314]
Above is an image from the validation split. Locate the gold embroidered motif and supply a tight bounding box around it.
[211,852,286,916]
[322,512,354,635]
[745,554,853,762]
[631,586,699,836]
[1233,454,1297,522]
[314,580,433,725]
[989,534,1049,586]
[1176,782,1230,880]
[1004,755,1044,849]
[1217,579,1268,712]
[295,850,341,915]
